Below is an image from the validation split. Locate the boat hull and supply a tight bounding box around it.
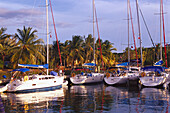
[104,76,128,85]
[70,73,104,85]
[4,75,64,93]
[139,76,167,87]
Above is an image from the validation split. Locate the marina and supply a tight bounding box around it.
[1,83,170,113]
[0,0,170,112]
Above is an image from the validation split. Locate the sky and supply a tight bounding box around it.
[0,0,170,53]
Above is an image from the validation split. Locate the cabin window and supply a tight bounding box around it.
[32,84,36,86]
[54,81,56,83]
[29,77,33,80]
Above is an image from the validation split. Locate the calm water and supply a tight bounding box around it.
[0,83,170,113]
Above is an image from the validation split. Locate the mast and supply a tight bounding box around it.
[160,0,162,60]
[135,0,142,66]
[93,0,95,64]
[94,5,104,68]
[128,0,139,67]
[49,0,62,67]
[161,0,167,67]
[127,0,130,65]
[46,0,49,75]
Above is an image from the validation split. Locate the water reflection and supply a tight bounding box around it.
[67,84,104,113]
[137,88,170,113]
[1,84,170,113]
[1,87,66,112]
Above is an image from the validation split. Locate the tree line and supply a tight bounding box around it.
[0,26,169,69]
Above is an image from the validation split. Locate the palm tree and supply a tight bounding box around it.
[11,26,45,68]
[0,27,12,68]
[66,35,84,68]
[101,40,117,67]
[83,34,94,63]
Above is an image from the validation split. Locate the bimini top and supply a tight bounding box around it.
[82,63,96,67]
[12,68,30,72]
[18,64,48,69]
[116,62,129,67]
[141,66,167,72]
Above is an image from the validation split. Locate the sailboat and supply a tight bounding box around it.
[104,63,129,85]
[0,0,66,93]
[69,0,104,85]
[139,0,169,88]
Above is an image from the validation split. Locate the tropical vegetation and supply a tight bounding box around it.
[0,27,169,70]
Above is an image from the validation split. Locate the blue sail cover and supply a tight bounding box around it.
[154,60,163,66]
[141,66,165,72]
[12,68,30,72]
[18,64,49,69]
[116,62,129,67]
[82,63,96,66]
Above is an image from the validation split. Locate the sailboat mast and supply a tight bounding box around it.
[135,0,142,66]
[160,0,162,60]
[46,0,49,75]
[127,0,130,65]
[93,0,95,64]
[161,0,168,67]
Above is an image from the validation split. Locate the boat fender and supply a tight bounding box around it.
[141,72,146,77]
[24,76,29,81]
[106,73,110,78]
[71,73,75,77]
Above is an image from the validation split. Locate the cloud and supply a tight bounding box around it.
[0,8,43,19]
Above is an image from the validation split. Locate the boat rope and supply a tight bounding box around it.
[94,4,104,69]
[161,0,167,67]
[128,0,139,67]
[49,0,63,68]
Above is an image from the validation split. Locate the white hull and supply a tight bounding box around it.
[139,76,167,87]
[5,75,65,93]
[104,76,128,85]
[70,73,104,84]
[128,72,139,81]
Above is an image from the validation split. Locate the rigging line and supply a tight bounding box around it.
[49,0,62,67]
[138,6,155,48]
[128,0,139,67]
[94,5,104,68]
[28,0,37,26]
[161,0,168,67]
[135,0,142,66]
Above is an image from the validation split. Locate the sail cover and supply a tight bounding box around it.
[116,62,129,67]
[154,60,163,66]
[12,68,30,72]
[18,64,49,69]
[82,63,96,66]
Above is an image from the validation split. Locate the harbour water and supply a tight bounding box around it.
[0,83,170,113]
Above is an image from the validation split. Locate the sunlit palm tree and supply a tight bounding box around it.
[66,35,84,68]
[0,27,12,68]
[101,40,117,67]
[83,34,94,63]
[11,26,45,68]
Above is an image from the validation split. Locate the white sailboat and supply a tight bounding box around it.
[139,65,169,87]
[70,63,104,85]
[139,1,169,88]
[104,65,129,85]
[69,0,104,85]
[0,0,67,93]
